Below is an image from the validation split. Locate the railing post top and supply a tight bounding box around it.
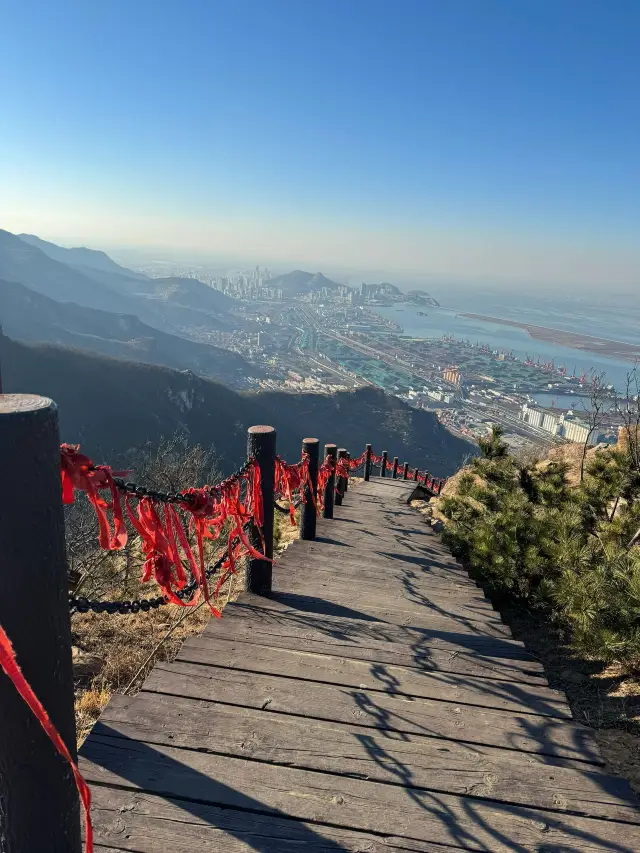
[324,443,338,457]
[302,437,319,446]
[248,424,276,436]
[365,443,372,450]
[337,447,347,457]
[0,394,55,417]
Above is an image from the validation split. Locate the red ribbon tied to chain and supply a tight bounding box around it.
[316,454,335,510]
[60,444,127,550]
[348,450,367,470]
[274,453,314,523]
[0,624,93,853]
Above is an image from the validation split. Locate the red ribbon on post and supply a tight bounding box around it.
[0,624,93,853]
[274,453,313,523]
[316,454,335,510]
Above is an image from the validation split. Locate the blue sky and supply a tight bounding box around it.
[1,0,638,288]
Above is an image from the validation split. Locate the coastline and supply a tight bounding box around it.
[459,313,640,362]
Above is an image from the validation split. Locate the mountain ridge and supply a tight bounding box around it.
[0,332,471,476]
[0,278,256,387]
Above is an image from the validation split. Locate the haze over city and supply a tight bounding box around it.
[1,0,639,291]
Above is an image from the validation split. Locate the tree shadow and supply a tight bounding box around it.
[266,591,381,622]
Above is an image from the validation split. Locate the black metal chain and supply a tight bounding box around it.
[69,522,253,615]
[109,458,255,505]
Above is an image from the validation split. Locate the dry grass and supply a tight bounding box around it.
[72,559,245,745]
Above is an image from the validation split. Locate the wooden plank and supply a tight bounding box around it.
[81,735,640,851]
[90,787,463,852]
[142,660,600,762]
[240,595,512,637]
[198,620,546,683]
[278,554,486,593]
[175,636,570,717]
[279,575,503,624]
[280,553,479,589]
[217,597,542,658]
[97,692,636,820]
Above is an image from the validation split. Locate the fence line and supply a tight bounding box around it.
[0,391,446,853]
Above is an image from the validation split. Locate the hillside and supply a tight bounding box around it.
[0,279,255,387]
[19,233,148,280]
[0,228,137,313]
[267,269,347,295]
[131,275,234,313]
[1,333,471,476]
[1,229,237,344]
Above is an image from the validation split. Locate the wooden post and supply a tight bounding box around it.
[402,462,409,480]
[392,456,399,479]
[0,395,81,853]
[335,448,347,506]
[364,444,372,482]
[247,425,275,594]
[414,468,419,481]
[380,450,388,478]
[343,452,350,492]
[299,437,319,541]
[322,443,337,519]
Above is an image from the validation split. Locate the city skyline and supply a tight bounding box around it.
[1,0,639,291]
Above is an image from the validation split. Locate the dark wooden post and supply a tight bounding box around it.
[380,450,388,477]
[343,452,350,492]
[299,437,319,541]
[414,468,419,481]
[322,443,337,519]
[335,448,347,506]
[0,395,81,853]
[247,425,275,594]
[364,444,372,482]
[402,462,409,480]
[392,456,399,479]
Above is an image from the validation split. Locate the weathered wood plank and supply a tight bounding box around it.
[97,692,636,820]
[279,556,479,592]
[81,736,640,851]
[222,593,514,638]
[280,575,503,624]
[208,597,545,659]
[198,620,546,683]
[176,636,569,717]
[142,660,600,762]
[90,787,464,852]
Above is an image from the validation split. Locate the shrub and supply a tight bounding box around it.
[440,437,640,668]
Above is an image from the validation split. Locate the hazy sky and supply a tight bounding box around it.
[1,0,639,289]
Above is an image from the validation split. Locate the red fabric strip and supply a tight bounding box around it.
[0,623,93,853]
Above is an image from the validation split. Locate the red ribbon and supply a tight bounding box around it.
[274,453,313,524]
[316,454,335,510]
[61,448,267,617]
[348,450,367,470]
[60,445,127,550]
[0,623,93,853]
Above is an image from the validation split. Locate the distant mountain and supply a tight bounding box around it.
[268,269,347,294]
[19,233,148,280]
[132,276,234,313]
[1,333,472,476]
[1,230,234,340]
[0,279,256,388]
[0,229,138,313]
[18,233,233,316]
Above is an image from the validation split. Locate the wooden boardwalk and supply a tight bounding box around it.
[81,477,640,851]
